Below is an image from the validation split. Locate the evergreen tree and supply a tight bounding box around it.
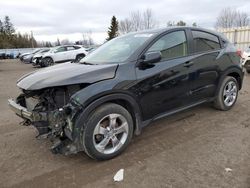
[4,16,15,35]
[106,16,119,41]
[0,19,3,33]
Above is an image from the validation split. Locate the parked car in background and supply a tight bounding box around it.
[242,47,250,73]
[22,49,50,63]
[0,53,6,59]
[8,27,244,160]
[32,48,51,66]
[19,49,41,61]
[40,45,88,67]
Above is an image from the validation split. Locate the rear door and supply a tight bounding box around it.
[187,29,222,101]
[65,46,77,60]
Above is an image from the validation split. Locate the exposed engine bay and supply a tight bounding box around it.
[15,84,86,154]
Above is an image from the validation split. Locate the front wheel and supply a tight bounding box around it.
[213,76,239,111]
[42,57,54,67]
[82,103,133,160]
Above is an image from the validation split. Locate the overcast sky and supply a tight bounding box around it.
[0,0,249,44]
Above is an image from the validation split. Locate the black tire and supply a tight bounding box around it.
[42,57,54,67]
[213,76,239,111]
[75,54,85,62]
[82,103,133,160]
[246,69,250,73]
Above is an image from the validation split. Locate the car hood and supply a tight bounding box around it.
[33,52,45,58]
[17,62,118,90]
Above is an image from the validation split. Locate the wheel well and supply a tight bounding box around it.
[91,99,138,134]
[227,72,242,89]
[76,53,86,58]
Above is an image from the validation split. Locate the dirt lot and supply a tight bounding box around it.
[0,59,250,188]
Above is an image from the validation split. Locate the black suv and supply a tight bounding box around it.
[8,27,244,160]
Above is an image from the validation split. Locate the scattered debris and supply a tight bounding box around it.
[225,168,233,172]
[114,169,124,182]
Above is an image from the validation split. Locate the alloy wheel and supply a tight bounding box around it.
[223,80,237,107]
[93,113,129,155]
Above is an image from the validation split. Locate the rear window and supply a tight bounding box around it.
[192,30,221,53]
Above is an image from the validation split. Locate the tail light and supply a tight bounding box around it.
[236,49,242,58]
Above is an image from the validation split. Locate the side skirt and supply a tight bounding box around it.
[140,99,211,129]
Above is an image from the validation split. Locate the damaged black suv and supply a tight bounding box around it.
[8,27,244,160]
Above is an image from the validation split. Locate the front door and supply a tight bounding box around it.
[135,30,194,120]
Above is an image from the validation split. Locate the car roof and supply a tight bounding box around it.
[130,26,227,40]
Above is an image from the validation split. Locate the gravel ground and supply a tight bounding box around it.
[0,59,249,188]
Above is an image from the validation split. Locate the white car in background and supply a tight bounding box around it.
[242,47,250,73]
[32,48,51,66]
[40,45,88,67]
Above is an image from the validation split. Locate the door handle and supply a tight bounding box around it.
[184,61,194,68]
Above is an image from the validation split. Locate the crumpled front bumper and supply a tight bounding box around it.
[8,98,47,121]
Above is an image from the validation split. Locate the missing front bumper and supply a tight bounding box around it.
[8,98,47,122]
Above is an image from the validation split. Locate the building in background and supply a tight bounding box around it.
[218,26,250,50]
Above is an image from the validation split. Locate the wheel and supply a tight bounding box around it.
[82,103,133,160]
[75,54,85,62]
[213,76,239,111]
[42,57,54,67]
[246,68,250,73]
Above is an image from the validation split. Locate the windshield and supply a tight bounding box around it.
[32,49,41,54]
[80,33,154,64]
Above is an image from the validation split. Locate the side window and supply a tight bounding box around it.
[192,30,220,53]
[147,31,187,60]
[67,46,76,51]
[55,47,67,53]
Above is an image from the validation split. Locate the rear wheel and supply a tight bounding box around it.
[75,54,85,62]
[213,76,239,111]
[82,103,133,160]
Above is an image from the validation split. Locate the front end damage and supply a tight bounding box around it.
[8,85,85,155]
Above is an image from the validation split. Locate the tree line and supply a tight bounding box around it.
[0,16,38,49]
[0,16,55,49]
[107,7,250,40]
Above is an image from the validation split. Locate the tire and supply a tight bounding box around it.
[42,57,54,67]
[82,103,133,160]
[246,69,250,73]
[75,54,85,62]
[213,76,239,111]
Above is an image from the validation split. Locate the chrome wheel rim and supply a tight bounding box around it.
[223,81,237,107]
[93,114,129,154]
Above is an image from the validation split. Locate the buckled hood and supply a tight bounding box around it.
[17,62,118,90]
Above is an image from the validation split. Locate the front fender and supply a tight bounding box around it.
[69,79,143,151]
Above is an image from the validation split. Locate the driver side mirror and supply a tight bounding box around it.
[142,51,162,64]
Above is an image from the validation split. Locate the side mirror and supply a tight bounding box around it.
[142,51,161,64]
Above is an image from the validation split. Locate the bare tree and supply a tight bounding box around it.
[82,30,94,46]
[142,8,157,29]
[215,7,250,28]
[130,10,142,31]
[119,9,157,34]
[61,39,71,45]
[235,11,249,27]
[119,18,133,34]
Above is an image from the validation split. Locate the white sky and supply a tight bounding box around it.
[0,0,249,44]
